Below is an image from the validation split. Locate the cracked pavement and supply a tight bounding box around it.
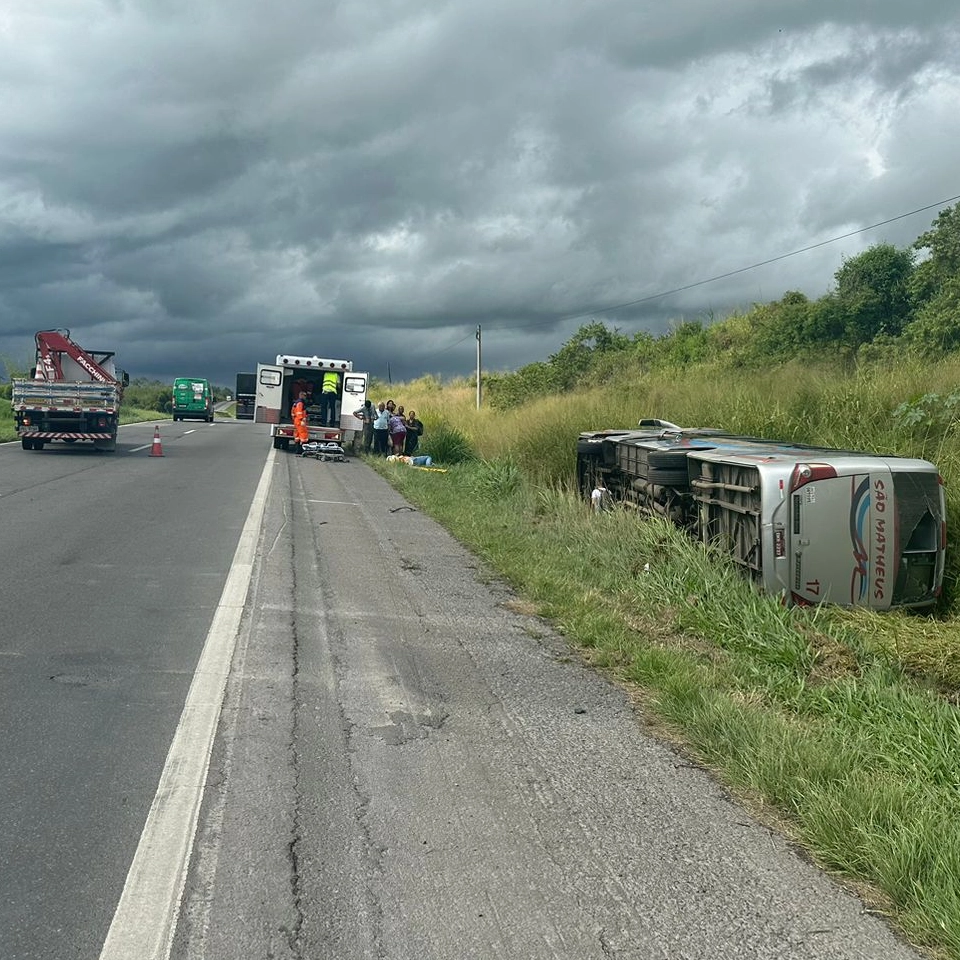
[170,453,924,960]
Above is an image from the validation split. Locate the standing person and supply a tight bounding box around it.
[591,482,611,513]
[291,379,313,408]
[292,392,309,453]
[388,406,407,455]
[372,401,391,456]
[319,370,341,427]
[353,398,375,453]
[403,410,423,455]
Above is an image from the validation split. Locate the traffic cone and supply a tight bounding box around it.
[149,426,164,457]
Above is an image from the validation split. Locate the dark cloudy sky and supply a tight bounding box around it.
[1,1,959,387]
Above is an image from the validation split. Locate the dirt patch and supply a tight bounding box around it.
[802,628,861,684]
[501,597,540,617]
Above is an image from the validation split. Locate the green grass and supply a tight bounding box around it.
[374,357,960,959]
[0,406,218,443]
[0,400,15,443]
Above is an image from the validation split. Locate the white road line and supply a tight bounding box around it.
[130,422,172,453]
[98,449,276,960]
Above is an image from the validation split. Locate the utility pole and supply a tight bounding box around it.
[476,325,482,409]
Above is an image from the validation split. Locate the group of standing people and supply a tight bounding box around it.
[354,398,424,457]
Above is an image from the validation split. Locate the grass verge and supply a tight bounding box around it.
[375,454,960,959]
[0,407,209,444]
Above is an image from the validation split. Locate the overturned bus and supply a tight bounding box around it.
[576,420,946,611]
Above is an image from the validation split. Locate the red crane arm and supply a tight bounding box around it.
[34,329,116,383]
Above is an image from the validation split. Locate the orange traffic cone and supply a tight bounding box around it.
[149,426,164,457]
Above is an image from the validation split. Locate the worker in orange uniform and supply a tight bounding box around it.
[292,391,309,452]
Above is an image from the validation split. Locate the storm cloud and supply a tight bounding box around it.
[1,0,958,385]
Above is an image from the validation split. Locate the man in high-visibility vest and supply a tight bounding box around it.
[292,392,309,450]
[319,371,340,427]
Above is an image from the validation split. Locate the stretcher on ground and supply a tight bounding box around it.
[300,441,347,462]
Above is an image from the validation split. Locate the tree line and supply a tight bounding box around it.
[122,380,232,412]
[0,376,231,412]
[484,202,960,408]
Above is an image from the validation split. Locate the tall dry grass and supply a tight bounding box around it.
[374,358,960,956]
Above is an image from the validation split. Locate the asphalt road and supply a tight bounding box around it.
[0,420,926,959]
[0,418,266,960]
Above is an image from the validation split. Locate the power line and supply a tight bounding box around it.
[418,330,477,359]
[416,190,960,358]
[496,191,960,331]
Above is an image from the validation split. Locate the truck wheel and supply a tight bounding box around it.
[94,439,117,452]
[273,436,283,449]
[21,438,34,450]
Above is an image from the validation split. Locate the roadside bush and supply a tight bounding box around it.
[469,457,525,500]
[892,391,960,442]
[423,424,476,465]
[123,381,173,413]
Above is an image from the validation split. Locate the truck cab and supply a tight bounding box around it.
[235,373,256,420]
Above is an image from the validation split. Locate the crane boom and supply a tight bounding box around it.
[34,329,117,383]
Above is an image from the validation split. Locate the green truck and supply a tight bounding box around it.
[172,377,214,422]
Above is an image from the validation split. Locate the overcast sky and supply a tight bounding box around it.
[1,1,959,387]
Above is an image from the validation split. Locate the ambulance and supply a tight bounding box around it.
[254,354,369,451]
